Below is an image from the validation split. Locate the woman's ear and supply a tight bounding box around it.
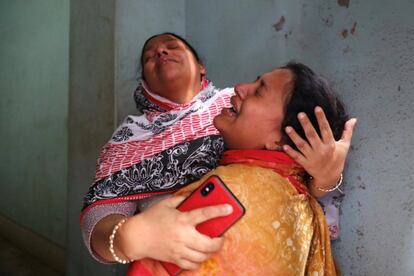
[265,133,283,151]
[199,63,206,78]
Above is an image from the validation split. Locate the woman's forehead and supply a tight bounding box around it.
[261,69,294,94]
[144,34,179,51]
[262,68,292,80]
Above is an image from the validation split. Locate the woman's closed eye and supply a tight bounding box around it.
[166,41,179,49]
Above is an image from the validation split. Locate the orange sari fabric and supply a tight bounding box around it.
[129,150,339,276]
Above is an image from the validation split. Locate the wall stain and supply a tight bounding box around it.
[355,246,364,258]
[358,182,366,190]
[343,46,352,54]
[342,29,348,38]
[402,200,413,213]
[338,0,350,8]
[350,22,357,35]
[273,16,285,32]
[284,30,293,39]
[323,14,334,27]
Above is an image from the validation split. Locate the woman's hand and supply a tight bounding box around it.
[282,106,357,197]
[117,196,233,270]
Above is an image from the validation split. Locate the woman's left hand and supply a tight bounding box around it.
[282,106,357,197]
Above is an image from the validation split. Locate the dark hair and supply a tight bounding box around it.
[280,62,349,150]
[139,32,202,80]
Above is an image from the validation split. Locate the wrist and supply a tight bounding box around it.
[116,213,149,261]
[109,218,134,264]
[309,173,344,197]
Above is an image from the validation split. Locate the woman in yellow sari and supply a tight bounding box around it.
[128,62,348,275]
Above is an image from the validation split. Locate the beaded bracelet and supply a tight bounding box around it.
[109,218,133,264]
[312,173,343,193]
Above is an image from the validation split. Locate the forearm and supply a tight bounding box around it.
[91,214,127,262]
[81,201,138,263]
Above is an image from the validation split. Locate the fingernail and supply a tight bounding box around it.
[285,126,292,133]
[315,106,322,113]
[298,112,305,119]
[224,204,233,214]
[283,145,289,151]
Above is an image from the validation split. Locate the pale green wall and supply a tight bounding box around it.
[186,0,414,275]
[114,0,186,123]
[61,0,413,275]
[67,1,116,275]
[0,0,69,247]
[66,1,186,275]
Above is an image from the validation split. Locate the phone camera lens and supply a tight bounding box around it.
[200,182,215,197]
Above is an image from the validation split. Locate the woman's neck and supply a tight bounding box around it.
[159,78,202,104]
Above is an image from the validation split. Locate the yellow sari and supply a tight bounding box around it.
[129,150,339,276]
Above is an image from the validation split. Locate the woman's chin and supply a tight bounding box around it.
[158,70,180,82]
[213,115,229,133]
[213,115,220,128]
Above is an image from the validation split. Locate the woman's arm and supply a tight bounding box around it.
[282,106,357,197]
[91,214,128,262]
[89,196,232,269]
[81,201,137,263]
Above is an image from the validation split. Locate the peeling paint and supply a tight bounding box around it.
[273,16,285,32]
[338,0,350,8]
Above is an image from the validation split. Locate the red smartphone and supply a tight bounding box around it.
[161,175,245,275]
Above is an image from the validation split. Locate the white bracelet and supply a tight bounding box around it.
[312,173,343,193]
[109,218,133,264]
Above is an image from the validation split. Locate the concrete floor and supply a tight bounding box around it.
[0,236,62,276]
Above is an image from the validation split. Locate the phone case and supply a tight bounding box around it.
[161,175,245,276]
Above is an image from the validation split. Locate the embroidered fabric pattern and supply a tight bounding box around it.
[134,113,179,135]
[93,81,233,183]
[83,135,224,209]
[112,126,134,142]
[133,82,166,113]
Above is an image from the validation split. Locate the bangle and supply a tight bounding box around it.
[311,173,343,193]
[109,218,133,264]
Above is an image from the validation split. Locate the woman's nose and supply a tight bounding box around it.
[234,83,249,100]
[155,46,168,57]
